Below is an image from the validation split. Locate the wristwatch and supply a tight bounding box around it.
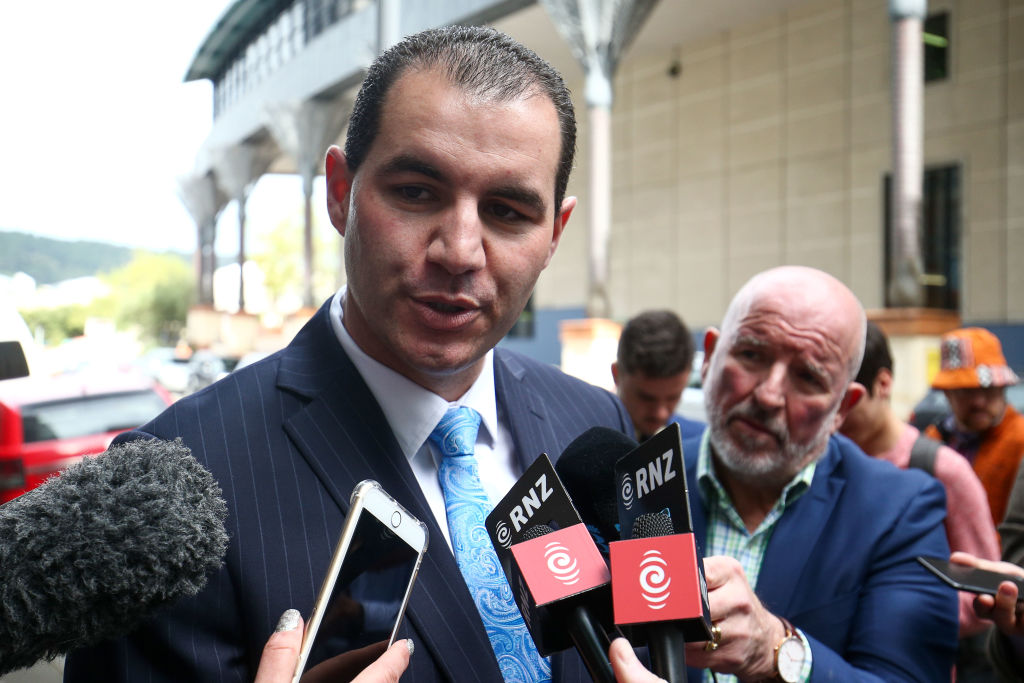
[772,616,806,683]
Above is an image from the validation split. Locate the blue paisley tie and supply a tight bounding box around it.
[429,406,551,682]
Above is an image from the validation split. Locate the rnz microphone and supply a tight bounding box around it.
[0,437,228,675]
[486,455,615,683]
[610,423,713,683]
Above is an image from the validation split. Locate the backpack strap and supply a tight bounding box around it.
[908,434,941,476]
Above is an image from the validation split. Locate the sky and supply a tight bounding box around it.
[0,1,314,256]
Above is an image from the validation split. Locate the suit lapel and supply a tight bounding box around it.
[278,307,501,680]
[494,349,555,470]
[756,440,846,615]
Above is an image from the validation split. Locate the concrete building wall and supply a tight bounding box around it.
[536,0,1024,332]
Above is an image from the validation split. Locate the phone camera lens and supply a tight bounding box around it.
[391,511,402,528]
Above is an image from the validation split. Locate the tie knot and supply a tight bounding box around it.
[429,406,482,459]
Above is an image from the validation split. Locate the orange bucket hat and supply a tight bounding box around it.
[931,327,1019,390]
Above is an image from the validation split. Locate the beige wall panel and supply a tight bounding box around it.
[957,16,1005,77]
[677,212,726,259]
[786,7,848,69]
[678,93,727,146]
[964,229,1006,319]
[924,82,956,132]
[850,95,890,146]
[676,173,724,217]
[951,73,1005,127]
[850,2,888,54]
[786,244,848,280]
[728,252,785,296]
[968,175,1006,225]
[728,120,784,168]
[678,138,727,177]
[1008,168,1024,225]
[728,76,784,125]
[628,57,678,109]
[849,189,883,237]
[729,11,783,47]
[848,234,885,308]
[729,27,783,84]
[1009,10,1024,64]
[631,184,677,238]
[728,206,783,254]
[787,62,848,112]
[850,147,889,193]
[1010,120,1024,176]
[787,152,847,198]
[787,107,848,157]
[729,163,783,209]
[850,47,889,99]
[958,0,1005,24]
[1008,221,1024,319]
[676,251,729,327]
[677,47,727,100]
[787,196,847,244]
[1008,64,1024,118]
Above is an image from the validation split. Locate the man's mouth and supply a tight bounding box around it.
[427,301,468,314]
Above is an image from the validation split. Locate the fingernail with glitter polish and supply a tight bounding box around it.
[275,609,300,632]
[405,638,415,656]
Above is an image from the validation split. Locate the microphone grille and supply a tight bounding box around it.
[520,524,555,542]
[631,512,675,539]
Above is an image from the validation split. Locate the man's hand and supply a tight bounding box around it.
[951,551,1024,638]
[682,556,788,679]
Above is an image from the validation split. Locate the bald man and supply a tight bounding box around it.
[678,267,956,682]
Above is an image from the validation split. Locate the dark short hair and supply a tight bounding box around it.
[617,310,695,378]
[344,24,577,215]
[854,321,893,396]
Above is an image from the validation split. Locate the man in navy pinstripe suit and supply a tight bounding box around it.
[65,25,632,683]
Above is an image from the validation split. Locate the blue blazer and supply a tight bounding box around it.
[682,433,958,682]
[65,301,633,682]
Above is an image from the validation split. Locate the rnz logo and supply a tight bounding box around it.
[639,549,671,610]
[495,520,513,548]
[544,540,580,586]
[620,473,635,510]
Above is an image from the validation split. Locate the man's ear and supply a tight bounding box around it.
[875,368,894,400]
[834,381,867,429]
[701,328,720,385]
[325,146,353,236]
[542,196,576,268]
[611,361,620,388]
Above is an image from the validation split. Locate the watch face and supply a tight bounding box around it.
[777,636,805,682]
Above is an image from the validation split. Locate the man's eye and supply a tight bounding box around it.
[397,186,431,201]
[489,203,527,222]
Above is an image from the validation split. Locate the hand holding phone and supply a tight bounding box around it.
[917,556,1024,601]
[292,480,428,682]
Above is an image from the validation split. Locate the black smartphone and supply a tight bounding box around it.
[917,556,1024,601]
[292,480,428,682]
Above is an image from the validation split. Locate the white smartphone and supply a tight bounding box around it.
[292,479,428,683]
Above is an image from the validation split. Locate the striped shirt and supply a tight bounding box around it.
[696,431,815,683]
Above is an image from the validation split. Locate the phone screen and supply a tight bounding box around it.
[298,504,422,682]
[917,556,1024,600]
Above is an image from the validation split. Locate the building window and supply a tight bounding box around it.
[883,164,962,310]
[507,296,535,339]
[924,12,949,83]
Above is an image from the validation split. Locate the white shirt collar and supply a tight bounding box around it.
[328,286,499,459]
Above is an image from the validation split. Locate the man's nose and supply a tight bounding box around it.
[753,363,786,408]
[426,202,486,274]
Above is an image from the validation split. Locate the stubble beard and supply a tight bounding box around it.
[704,375,838,487]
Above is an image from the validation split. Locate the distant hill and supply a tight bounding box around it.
[0,230,190,285]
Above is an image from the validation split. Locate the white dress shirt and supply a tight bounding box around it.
[329,287,520,549]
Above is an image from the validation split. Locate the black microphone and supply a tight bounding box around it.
[519,524,615,683]
[0,437,228,675]
[485,454,616,683]
[626,512,688,682]
[554,426,637,553]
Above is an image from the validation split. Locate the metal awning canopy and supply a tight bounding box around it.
[184,0,287,82]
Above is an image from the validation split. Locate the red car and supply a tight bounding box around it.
[0,370,172,503]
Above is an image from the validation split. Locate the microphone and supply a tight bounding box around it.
[554,426,636,552]
[610,423,712,683]
[485,455,616,683]
[0,437,228,675]
[515,523,615,683]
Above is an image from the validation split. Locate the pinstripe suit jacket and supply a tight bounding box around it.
[64,300,632,682]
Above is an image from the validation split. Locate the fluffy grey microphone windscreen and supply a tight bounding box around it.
[0,437,228,674]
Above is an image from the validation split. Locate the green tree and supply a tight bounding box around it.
[101,252,195,345]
